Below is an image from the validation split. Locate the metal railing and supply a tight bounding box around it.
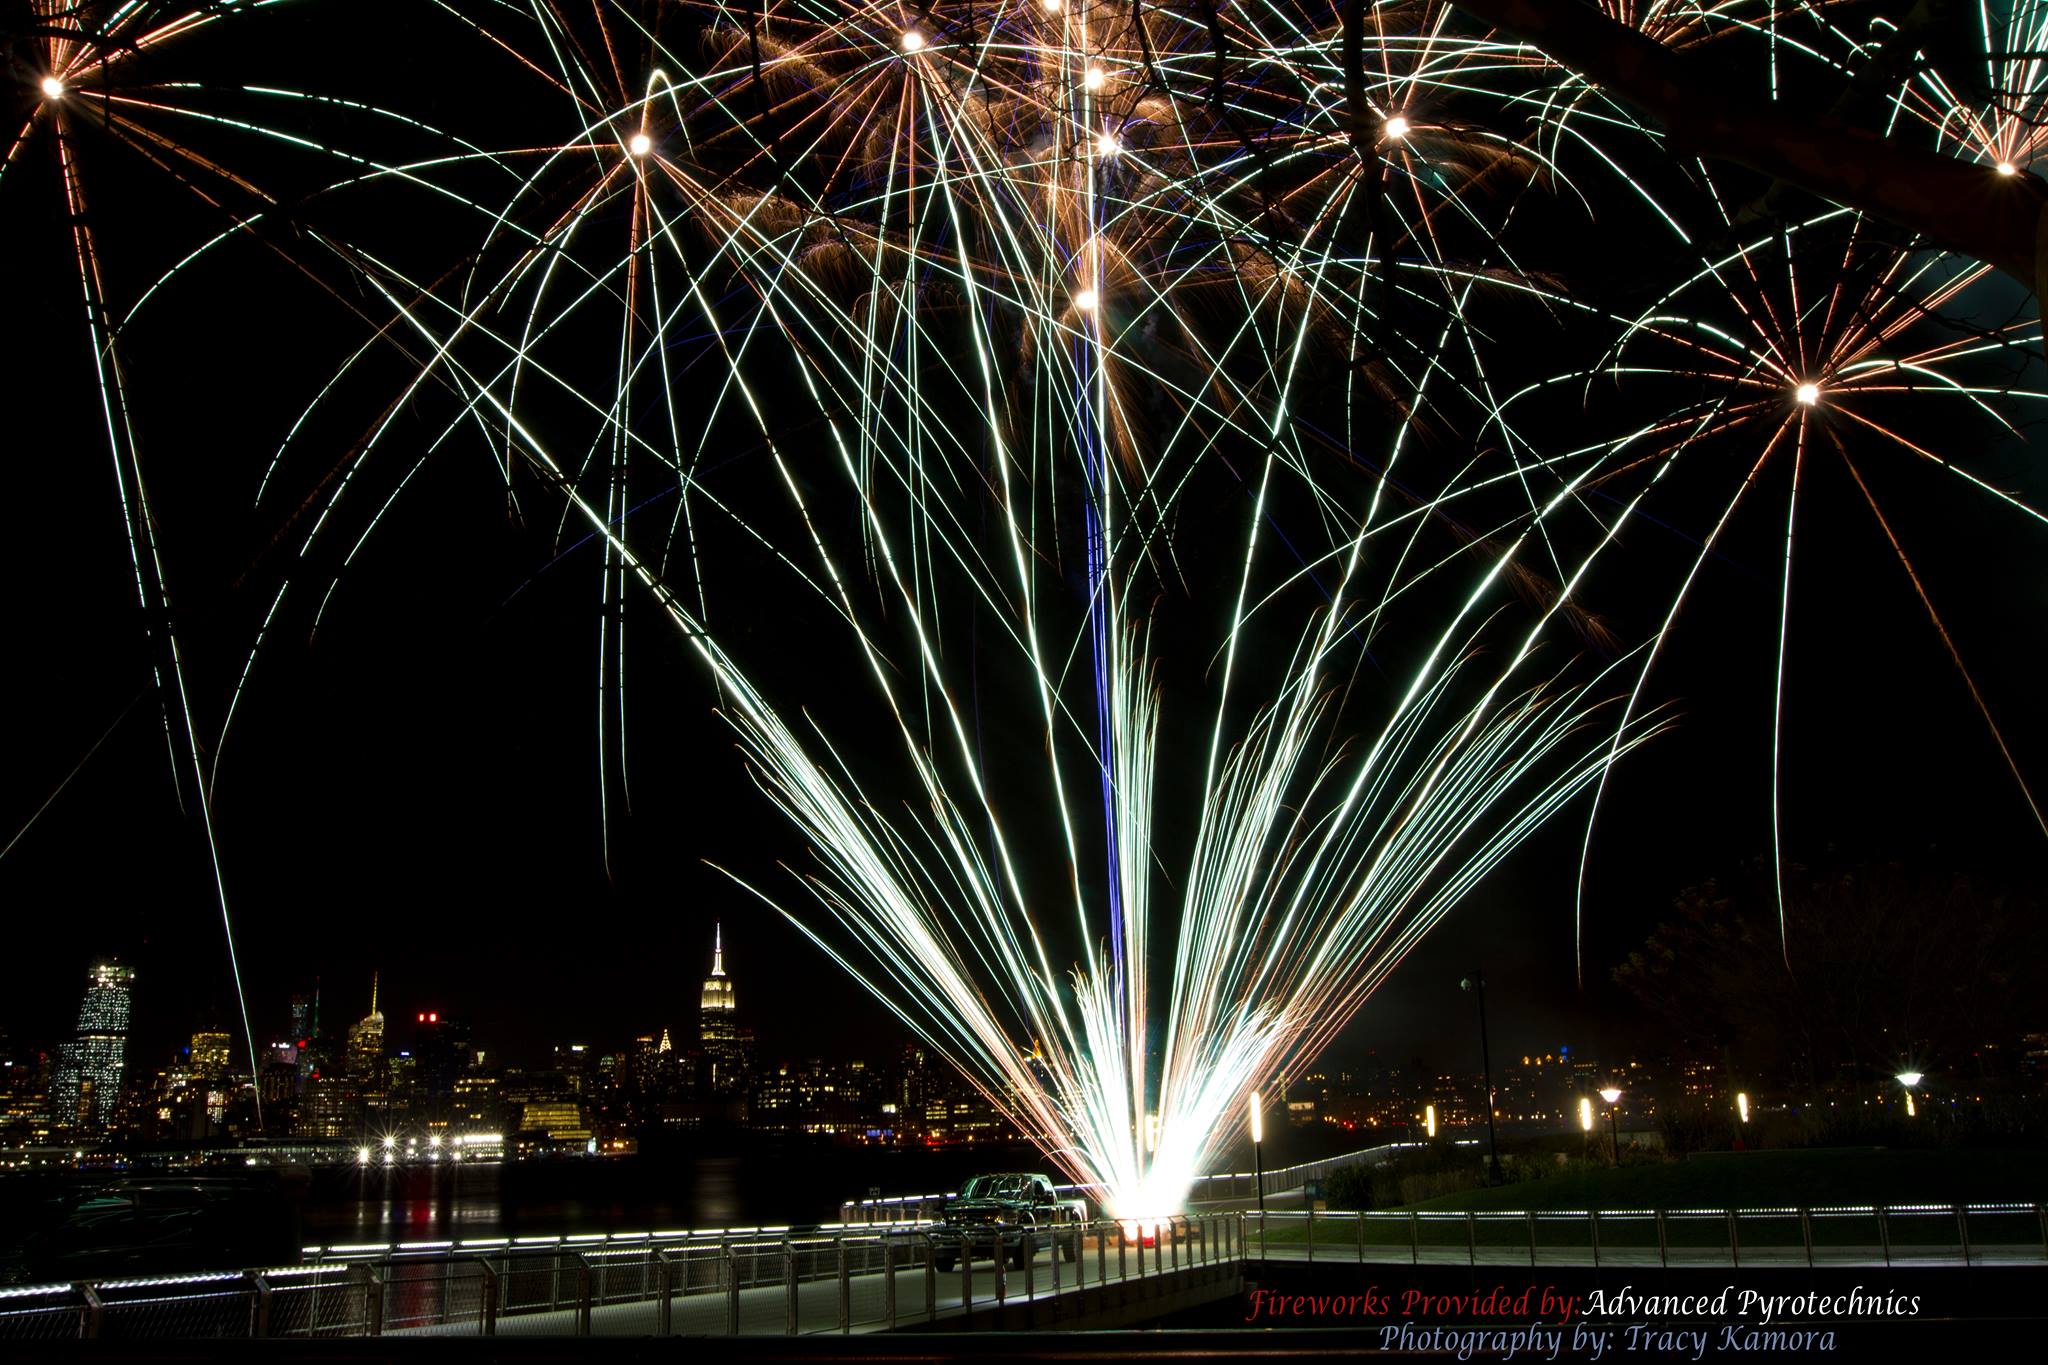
[1240,1202,2048,1269]
[0,1212,1238,1340]
[842,1141,1428,1222]
[10,1199,2038,1340]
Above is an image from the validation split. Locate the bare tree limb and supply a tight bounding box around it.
[1450,0,2048,296]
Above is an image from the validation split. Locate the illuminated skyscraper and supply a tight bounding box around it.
[700,925,733,1013]
[189,1031,233,1081]
[49,962,135,1134]
[698,926,750,1096]
[347,972,386,1087]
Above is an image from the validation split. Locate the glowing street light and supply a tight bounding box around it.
[1598,1086,1623,1165]
[41,77,65,100]
[1896,1071,1923,1118]
[1096,132,1121,157]
[1794,382,1820,406]
[900,30,925,53]
[1997,161,2018,176]
[1384,115,1411,140]
[1083,66,1107,93]
[1736,1092,1751,1124]
[1074,286,1099,312]
[1248,1090,1265,1213]
[627,132,652,157]
[1424,1103,1437,1140]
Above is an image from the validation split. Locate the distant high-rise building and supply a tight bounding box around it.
[296,1075,359,1139]
[0,1032,54,1145]
[49,962,136,1134]
[347,972,386,1087]
[411,1010,471,1101]
[290,986,320,1044]
[898,1043,928,1140]
[259,1044,300,1108]
[699,925,750,1096]
[189,1031,233,1081]
[630,1033,662,1094]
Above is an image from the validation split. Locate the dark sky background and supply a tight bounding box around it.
[3,2,2044,1083]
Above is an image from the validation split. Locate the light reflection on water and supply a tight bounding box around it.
[306,1155,752,1243]
[299,1145,1043,1244]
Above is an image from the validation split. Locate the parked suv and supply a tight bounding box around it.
[929,1173,1083,1271]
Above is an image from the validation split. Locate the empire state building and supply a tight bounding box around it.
[698,925,749,1095]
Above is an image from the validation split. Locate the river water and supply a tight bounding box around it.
[298,1140,1051,1246]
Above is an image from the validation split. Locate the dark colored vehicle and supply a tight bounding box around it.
[22,1175,304,1281]
[929,1173,1083,1272]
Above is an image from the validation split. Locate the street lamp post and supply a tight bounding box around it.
[1249,1090,1265,1212]
[1460,972,1501,1185]
[1896,1071,1923,1119]
[1599,1086,1623,1166]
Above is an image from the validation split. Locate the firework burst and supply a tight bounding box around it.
[206,0,1674,1210]
[44,1,2036,1191]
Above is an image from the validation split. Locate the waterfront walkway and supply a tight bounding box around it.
[3,1201,2040,1341]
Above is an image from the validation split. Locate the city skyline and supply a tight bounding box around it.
[11,834,2037,1077]
[9,911,2037,1163]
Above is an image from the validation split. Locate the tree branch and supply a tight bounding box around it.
[1451,0,2048,293]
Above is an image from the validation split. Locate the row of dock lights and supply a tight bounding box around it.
[355,1133,505,1164]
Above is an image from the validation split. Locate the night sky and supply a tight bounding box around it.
[4,2,2045,1080]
